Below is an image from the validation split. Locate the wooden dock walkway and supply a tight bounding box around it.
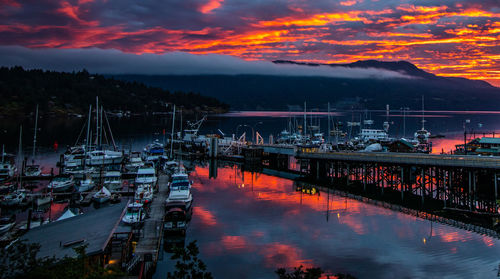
[132,173,168,277]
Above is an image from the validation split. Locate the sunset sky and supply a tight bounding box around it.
[1,0,499,86]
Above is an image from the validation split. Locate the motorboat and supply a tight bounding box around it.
[121,202,146,225]
[135,183,154,204]
[135,164,157,185]
[77,175,95,192]
[163,161,179,173]
[0,162,16,182]
[24,165,42,177]
[0,189,29,207]
[124,152,144,174]
[63,145,88,168]
[164,207,188,232]
[103,171,122,191]
[92,186,111,203]
[64,166,97,179]
[47,175,75,192]
[166,177,193,209]
[86,150,123,166]
[142,140,165,162]
[0,215,15,235]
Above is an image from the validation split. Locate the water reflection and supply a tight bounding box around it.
[156,164,500,279]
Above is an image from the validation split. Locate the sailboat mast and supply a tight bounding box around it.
[421,95,425,130]
[170,104,176,158]
[32,104,38,159]
[99,106,104,146]
[86,105,92,149]
[18,125,22,186]
[327,102,331,143]
[1,144,4,163]
[304,101,307,136]
[96,97,99,146]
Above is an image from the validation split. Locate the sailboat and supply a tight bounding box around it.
[414,96,431,143]
[0,145,16,182]
[25,105,42,177]
[92,186,111,203]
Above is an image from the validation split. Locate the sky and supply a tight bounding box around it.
[0,0,499,86]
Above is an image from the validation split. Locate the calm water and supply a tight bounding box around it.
[155,164,500,279]
[2,110,500,278]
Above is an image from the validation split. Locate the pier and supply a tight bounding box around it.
[128,173,168,278]
[229,144,500,219]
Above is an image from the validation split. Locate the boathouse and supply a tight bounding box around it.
[22,202,131,267]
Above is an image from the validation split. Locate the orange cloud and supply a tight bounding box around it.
[199,0,224,14]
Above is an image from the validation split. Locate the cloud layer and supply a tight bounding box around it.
[0,0,498,85]
[0,46,413,79]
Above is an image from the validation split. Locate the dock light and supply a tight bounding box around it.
[242,183,245,188]
[422,238,427,244]
[337,213,340,219]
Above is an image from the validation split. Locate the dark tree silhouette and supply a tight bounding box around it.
[167,240,212,279]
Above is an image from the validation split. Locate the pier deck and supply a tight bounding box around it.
[133,173,168,276]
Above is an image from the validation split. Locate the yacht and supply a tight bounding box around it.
[103,170,122,191]
[124,152,144,174]
[122,202,146,225]
[164,207,188,232]
[63,146,88,168]
[166,171,193,209]
[86,150,123,166]
[142,140,165,162]
[135,164,157,185]
[0,161,16,182]
[359,129,389,142]
[47,175,75,192]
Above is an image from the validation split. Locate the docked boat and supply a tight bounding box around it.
[142,140,165,162]
[121,202,146,225]
[0,189,29,207]
[24,165,42,177]
[0,215,15,235]
[124,152,144,174]
[86,150,123,166]
[164,207,188,232]
[64,166,97,179]
[63,146,88,168]
[166,172,193,209]
[103,171,122,191]
[92,186,111,203]
[77,175,95,192]
[135,183,154,204]
[0,162,16,182]
[47,175,75,192]
[135,164,157,185]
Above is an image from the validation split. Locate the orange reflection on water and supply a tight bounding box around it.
[193,205,217,226]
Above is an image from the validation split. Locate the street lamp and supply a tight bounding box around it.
[400,107,409,138]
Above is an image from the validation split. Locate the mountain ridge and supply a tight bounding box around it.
[112,59,500,111]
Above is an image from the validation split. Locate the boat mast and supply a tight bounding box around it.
[421,95,425,130]
[18,125,22,186]
[96,96,99,146]
[170,104,176,158]
[303,101,307,136]
[327,102,331,143]
[86,105,92,150]
[1,144,4,163]
[99,106,104,146]
[32,104,38,159]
